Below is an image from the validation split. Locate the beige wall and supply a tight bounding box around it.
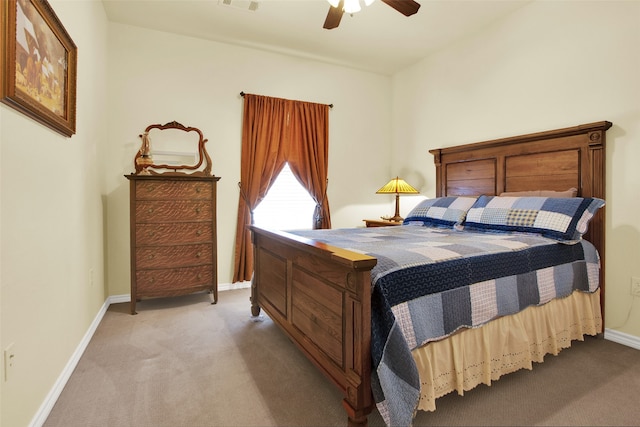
[391,0,640,339]
[105,23,396,297]
[0,1,109,425]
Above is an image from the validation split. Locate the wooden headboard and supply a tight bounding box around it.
[430,121,612,322]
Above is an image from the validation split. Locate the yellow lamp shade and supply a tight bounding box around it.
[376,177,419,195]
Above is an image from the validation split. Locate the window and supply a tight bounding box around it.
[253,163,317,231]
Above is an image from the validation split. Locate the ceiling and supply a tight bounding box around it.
[102,0,530,75]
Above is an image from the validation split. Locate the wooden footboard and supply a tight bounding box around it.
[250,226,377,426]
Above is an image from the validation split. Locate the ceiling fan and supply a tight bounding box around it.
[323,0,421,29]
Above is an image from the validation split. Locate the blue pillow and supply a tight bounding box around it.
[403,196,478,228]
[464,195,605,242]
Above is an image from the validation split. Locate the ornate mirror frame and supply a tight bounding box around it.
[134,121,213,176]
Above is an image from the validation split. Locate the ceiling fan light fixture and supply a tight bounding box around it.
[343,0,361,14]
[326,0,375,14]
[323,0,418,30]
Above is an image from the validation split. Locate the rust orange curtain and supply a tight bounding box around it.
[287,101,331,229]
[233,94,331,282]
[232,94,288,283]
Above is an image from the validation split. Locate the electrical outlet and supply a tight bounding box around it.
[4,343,15,382]
[632,277,640,297]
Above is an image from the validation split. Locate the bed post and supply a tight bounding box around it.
[431,149,443,197]
[584,122,611,327]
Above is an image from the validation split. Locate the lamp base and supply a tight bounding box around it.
[388,193,403,222]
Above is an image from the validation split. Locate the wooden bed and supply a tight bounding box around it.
[249,121,612,426]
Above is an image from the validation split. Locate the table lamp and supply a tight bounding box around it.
[376,177,419,222]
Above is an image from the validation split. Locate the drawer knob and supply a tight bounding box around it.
[147,208,154,214]
[196,229,203,236]
[197,273,202,279]
[195,207,201,214]
[196,252,202,258]
[148,254,155,259]
[195,187,201,193]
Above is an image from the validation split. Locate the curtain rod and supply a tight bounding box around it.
[240,91,333,109]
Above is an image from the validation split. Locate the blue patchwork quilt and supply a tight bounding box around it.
[291,225,600,426]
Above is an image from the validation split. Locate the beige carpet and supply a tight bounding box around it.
[44,289,640,426]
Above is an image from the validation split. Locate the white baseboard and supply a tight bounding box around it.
[107,293,130,304]
[604,328,640,350]
[29,297,111,427]
[220,280,252,291]
[29,282,251,427]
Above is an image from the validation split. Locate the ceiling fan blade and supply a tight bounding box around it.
[323,1,344,29]
[381,0,421,16]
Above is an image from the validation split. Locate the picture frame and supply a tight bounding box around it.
[1,0,77,137]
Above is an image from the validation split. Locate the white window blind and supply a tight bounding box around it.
[253,163,316,231]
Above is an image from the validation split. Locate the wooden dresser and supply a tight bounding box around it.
[125,121,219,314]
[126,175,220,314]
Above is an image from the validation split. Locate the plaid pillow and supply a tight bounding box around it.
[403,196,478,228]
[464,195,605,242]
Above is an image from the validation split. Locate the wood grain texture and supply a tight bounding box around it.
[126,174,220,314]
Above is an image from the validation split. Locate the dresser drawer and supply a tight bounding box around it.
[136,265,213,296]
[136,243,213,269]
[136,180,212,200]
[136,200,212,222]
[136,223,212,245]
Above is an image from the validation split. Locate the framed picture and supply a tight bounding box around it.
[1,0,77,137]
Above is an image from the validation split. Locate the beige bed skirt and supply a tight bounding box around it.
[412,289,602,412]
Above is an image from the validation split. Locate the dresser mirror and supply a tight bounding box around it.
[134,121,212,176]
